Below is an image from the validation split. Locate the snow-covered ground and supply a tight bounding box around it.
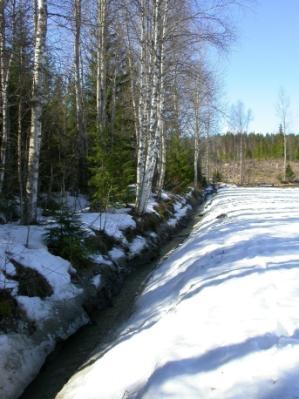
[0,191,195,399]
[58,186,299,399]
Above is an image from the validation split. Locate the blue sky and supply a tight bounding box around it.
[221,0,299,134]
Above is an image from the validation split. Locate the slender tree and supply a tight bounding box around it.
[25,0,47,223]
[276,87,290,182]
[229,100,252,185]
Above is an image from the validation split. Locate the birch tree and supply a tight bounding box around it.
[25,0,47,223]
[135,0,170,214]
[229,101,252,185]
[0,0,16,192]
[133,0,238,213]
[276,88,290,182]
[96,0,107,134]
[73,0,86,157]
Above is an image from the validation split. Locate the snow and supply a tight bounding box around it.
[145,195,159,214]
[0,189,200,399]
[108,247,125,261]
[91,274,102,289]
[89,253,113,266]
[58,186,299,399]
[168,198,192,227]
[65,193,90,212]
[17,296,51,320]
[129,236,147,255]
[81,212,136,240]
[0,224,86,399]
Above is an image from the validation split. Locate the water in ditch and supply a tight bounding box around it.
[20,206,206,399]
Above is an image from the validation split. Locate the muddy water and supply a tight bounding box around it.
[20,208,206,399]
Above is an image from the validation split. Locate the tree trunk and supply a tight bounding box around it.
[25,0,47,224]
[283,132,287,182]
[156,0,168,194]
[74,0,85,156]
[240,131,244,185]
[136,0,161,214]
[0,0,15,192]
[96,0,107,134]
[17,100,24,220]
[135,0,147,205]
[193,87,200,189]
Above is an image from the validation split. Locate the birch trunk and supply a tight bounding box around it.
[135,0,147,204]
[127,51,139,142]
[157,123,166,193]
[193,87,200,189]
[74,0,85,156]
[136,0,161,214]
[0,0,14,192]
[156,0,168,194]
[96,0,107,134]
[25,0,47,224]
[204,119,210,182]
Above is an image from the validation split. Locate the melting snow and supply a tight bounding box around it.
[58,186,299,399]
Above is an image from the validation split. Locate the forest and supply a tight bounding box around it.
[1,0,297,225]
[0,0,244,224]
[3,1,299,399]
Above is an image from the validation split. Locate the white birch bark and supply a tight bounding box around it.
[136,0,160,214]
[135,0,147,204]
[156,0,168,194]
[96,0,107,134]
[137,0,170,213]
[135,0,170,213]
[25,0,47,223]
[73,0,85,156]
[194,89,200,188]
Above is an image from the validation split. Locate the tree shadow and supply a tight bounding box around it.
[132,329,299,399]
[79,231,299,373]
[259,365,299,399]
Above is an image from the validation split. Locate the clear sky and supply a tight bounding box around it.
[221,0,299,134]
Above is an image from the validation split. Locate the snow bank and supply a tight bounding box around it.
[58,187,299,399]
[0,189,202,399]
[81,211,136,240]
[168,198,192,227]
[0,225,88,399]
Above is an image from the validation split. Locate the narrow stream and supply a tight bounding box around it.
[20,207,205,399]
